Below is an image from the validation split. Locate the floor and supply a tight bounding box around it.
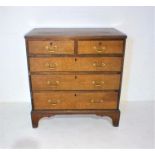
[0,101,154,148]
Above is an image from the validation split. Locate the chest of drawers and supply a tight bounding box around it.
[25,28,127,128]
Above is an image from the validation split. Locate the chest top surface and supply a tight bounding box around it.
[25,28,127,39]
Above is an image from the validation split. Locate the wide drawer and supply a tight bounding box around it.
[33,92,118,110]
[78,40,123,54]
[28,40,74,55]
[29,57,122,72]
[31,74,120,90]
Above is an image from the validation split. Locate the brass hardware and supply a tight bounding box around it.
[92,81,104,87]
[90,99,104,103]
[47,80,60,87]
[93,43,106,53]
[45,62,57,70]
[45,42,57,53]
[48,99,60,105]
[93,62,106,67]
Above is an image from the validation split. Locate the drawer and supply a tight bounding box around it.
[28,40,74,55]
[78,40,123,54]
[31,74,120,90]
[29,57,122,72]
[33,92,118,110]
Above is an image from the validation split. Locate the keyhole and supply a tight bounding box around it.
[74,93,77,96]
[98,42,102,46]
[75,75,77,79]
[75,58,77,62]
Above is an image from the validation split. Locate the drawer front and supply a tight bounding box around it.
[31,74,120,90]
[78,40,123,54]
[28,40,74,55]
[29,57,122,72]
[33,92,118,110]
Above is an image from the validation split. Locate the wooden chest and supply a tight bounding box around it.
[25,28,127,128]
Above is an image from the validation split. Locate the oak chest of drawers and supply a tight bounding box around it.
[25,28,127,128]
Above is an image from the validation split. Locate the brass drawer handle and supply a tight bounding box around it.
[90,99,104,103]
[92,81,104,87]
[47,80,60,87]
[45,62,57,70]
[93,62,106,67]
[93,45,106,53]
[48,99,60,105]
[45,42,57,53]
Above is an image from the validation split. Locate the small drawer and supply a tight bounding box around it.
[28,40,74,55]
[31,74,120,91]
[33,92,118,110]
[78,40,123,54]
[29,57,122,72]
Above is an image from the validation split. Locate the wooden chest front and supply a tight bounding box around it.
[25,28,127,128]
